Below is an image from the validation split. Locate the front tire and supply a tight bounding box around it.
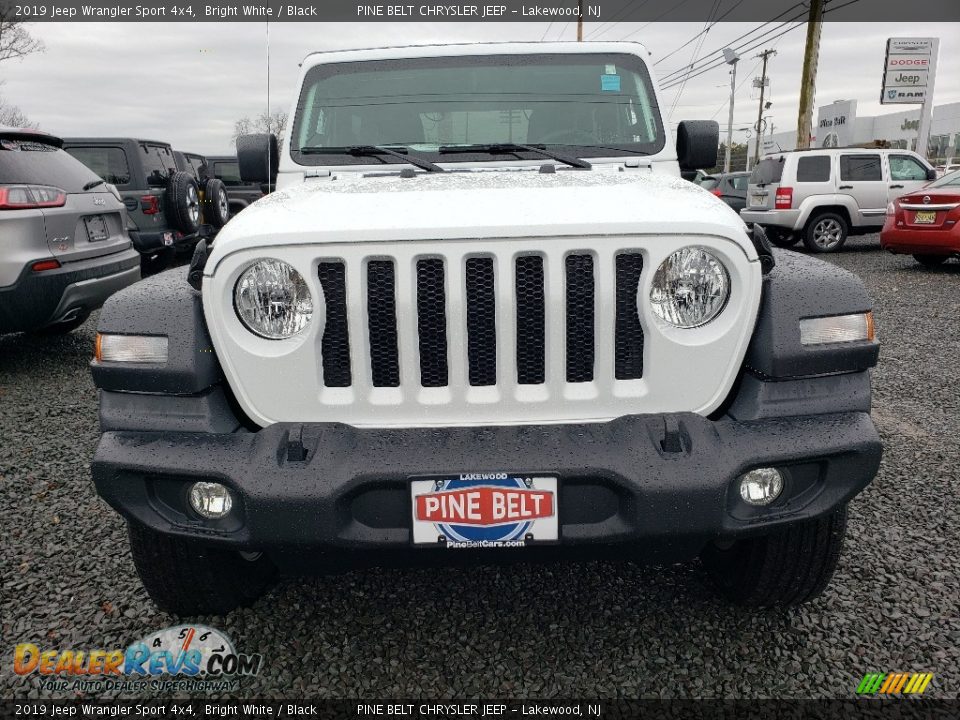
[701,506,848,607]
[913,254,948,267]
[803,212,849,253]
[127,522,275,615]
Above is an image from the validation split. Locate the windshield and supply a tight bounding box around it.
[291,53,665,165]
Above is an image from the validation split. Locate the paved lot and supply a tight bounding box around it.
[1,234,958,700]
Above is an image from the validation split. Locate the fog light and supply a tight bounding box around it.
[188,482,233,519]
[739,468,783,506]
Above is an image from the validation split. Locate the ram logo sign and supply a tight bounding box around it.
[881,38,937,105]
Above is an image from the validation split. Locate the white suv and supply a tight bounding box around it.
[89,42,881,615]
[740,148,935,252]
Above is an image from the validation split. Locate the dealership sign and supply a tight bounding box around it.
[881,38,937,105]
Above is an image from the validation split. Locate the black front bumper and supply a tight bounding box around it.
[92,411,881,562]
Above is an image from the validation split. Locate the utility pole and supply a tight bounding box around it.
[723,48,740,173]
[753,49,776,166]
[795,0,825,150]
[577,0,584,41]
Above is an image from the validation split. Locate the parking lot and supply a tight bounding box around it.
[1,233,958,700]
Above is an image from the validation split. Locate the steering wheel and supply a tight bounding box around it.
[534,129,600,145]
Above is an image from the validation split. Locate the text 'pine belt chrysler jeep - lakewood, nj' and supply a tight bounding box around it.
[89,43,882,615]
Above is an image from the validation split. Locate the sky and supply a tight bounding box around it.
[0,21,956,154]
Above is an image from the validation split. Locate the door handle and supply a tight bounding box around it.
[839,185,853,189]
[889,184,904,188]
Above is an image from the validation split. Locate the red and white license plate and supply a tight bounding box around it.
[411,475,558,547]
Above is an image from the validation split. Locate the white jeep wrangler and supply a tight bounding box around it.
[91,42,881,615]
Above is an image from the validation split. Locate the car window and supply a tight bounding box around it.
[749,158,784,185]
[796,156,831,182]
[64,146,131,186]
[213,160,243,186]
[929,169,960,187]
[889,155,928,181]
[699,177,719,190]
[185,155,207,178]
[0,139,103,192]
[141,144,177,187]
[730,175,750,191]
[840,154,882,182]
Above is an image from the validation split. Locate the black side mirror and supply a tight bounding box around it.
[927,168,937,181]
[676,120,719,172]
[237,133,279,186]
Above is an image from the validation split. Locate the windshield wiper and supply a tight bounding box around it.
[438,143,591,170]
[299,145,445,173]
[83,179,105,191]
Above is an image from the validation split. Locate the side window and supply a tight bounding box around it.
[840,154,882,182]
[731,175,750,191]
[796,156,831,182]
[889,155,928,182]
[64,146,131,186]
[213,161,242,186]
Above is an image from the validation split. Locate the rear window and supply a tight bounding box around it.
[141,144,177,187]
[796,156,831,182]
[749,158,784,185]
[0,139,102,192]
[840,154,882,182]
[213,160,242,186]
[185,155,207,178]
[64,146,131,186]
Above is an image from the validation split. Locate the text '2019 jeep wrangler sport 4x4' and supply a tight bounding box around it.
[90,43,882,615]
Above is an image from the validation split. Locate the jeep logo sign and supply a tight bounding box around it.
[881,37,937,105]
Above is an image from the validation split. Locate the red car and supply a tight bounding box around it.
[881,170,960,266]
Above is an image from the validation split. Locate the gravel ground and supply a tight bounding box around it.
[1,234,958,700]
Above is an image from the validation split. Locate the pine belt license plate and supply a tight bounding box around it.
[411,475,558,548]
[84,215,109,241]
[914,210,937,224]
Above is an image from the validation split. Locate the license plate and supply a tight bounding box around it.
[84,215,109,241]
[163,232,174,246]
[914,210,937,224]
[411,474,558,547]
[751,195,766,206]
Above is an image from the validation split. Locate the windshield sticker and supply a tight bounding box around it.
[605,64,617,75]
[601,74,621,92]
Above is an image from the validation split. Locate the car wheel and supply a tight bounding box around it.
[766,227,800,247]
[127,521,275,615]
[167,171,201,235]
[203,178,231,228]
[700,505,847,607]
[803,213,848,253]
[31,311,90,335]
[913,254,948,267]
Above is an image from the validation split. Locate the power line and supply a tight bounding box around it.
[539,21,555,41]
[585,0,654,40]
[667,0,722,121]
[653,0,752,67]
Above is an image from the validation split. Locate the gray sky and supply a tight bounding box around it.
[2,21,956,154]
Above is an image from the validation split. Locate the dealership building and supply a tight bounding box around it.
[765,99,960,163]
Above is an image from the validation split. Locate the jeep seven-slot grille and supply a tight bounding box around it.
[318,253,644,389]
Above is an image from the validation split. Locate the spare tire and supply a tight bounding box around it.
[203,177,231,228]
[167,171,201,235]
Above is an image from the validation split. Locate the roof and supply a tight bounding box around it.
[0,126,62,147]
[300,41,650,66]
[61,137,171,147]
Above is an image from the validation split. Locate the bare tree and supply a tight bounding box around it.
[0,96,31,127]
[232,111,288,146]
[0,7,45,64]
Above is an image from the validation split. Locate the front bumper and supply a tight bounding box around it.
[92,411,881,562]
[0,249,140,333]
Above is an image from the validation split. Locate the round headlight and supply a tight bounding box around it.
[649,247,730,328]
[234,259,313,339]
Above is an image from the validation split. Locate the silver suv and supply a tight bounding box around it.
[740,148,935,252]
[0,127,140,334]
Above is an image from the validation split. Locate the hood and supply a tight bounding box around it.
[209,166,752,261]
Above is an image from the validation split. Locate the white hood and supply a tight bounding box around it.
[207,167,755,270]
